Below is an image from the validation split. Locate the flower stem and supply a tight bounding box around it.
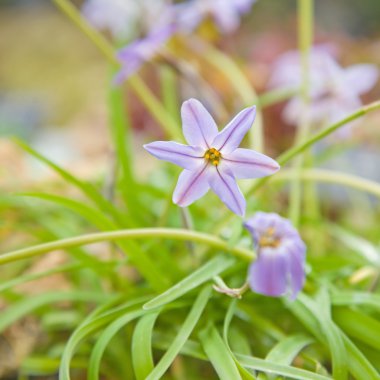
[272,169,380,200]
[0,228,255,266]
[52,0,180,140]
[289,0,314,226]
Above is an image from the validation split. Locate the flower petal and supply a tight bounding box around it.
[287,249,306,300]
[144,141,204,170]
[212,3,240,33]
[212,106,256,154]
[223,148,280,179]
[181,99,219,149]
[344,64,378,95]
[173,165,210,207]
[208,166,246,216]
[248,248,288,297]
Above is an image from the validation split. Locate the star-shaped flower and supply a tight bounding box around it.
[244,212,306,299]
[144,99,280,216]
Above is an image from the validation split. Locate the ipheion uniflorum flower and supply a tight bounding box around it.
[144,99,280,216]
[244,212,306,299]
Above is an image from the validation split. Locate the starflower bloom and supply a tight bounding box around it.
[175,0,257,34]
[244,212,306,299]
[144,99,280,216]
[114,24,176,83]
[269,46,378,132]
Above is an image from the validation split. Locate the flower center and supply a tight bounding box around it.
[204,148,222,166]
[259,227,281,248]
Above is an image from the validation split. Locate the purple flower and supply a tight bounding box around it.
[175,0,257,34]
[114,24,176,83]
[244,212,306,299]
[82,0,140,39]
[82,0,171,40]
[144,99,279,216]
[269,46,378,131]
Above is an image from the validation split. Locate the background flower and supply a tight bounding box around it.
[114,24,176,83]
[144,99,279,216]
[244,212,306,299]
[174,0,257,34]
[269,46,378,132]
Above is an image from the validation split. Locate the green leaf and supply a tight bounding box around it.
[223,299,256,380]
[287,293,379,380]
[15,139,129,226]
[0,263,82,293]
[59,296,150,380]
[265,334,314,364]
[199,324,242,380]
[87,309,147,380]
[132,312,160,380]
[0,291,109,333]
[332,292,380,312]
[143,255,235,310]
[333,307,380,350]
[236,355,332,380]
[146,286,211,380]
[298,292,348,380]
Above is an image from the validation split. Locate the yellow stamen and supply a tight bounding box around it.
[204,147,222,166]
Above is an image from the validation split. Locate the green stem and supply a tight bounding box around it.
[52,0,180,140]
[0,228,255,266]
[273,169,380,200]
[289,0,314,226]
[257,87,297,108]
[160,65,180,124]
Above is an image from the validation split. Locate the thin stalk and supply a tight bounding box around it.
[0,228,255,266]
[52,0,180,140]
[272,169,380,200]
[289,0,314,226]
[160,65,180,124]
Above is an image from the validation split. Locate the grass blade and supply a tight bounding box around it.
[132,312,160,380]
[199,324,242,380]
[87,309,147,380]
[237,355,331,380]
[146,286,211,380]
[143,255,235,310]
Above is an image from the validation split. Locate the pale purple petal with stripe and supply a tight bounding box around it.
[212,106,256,154]
[144,141,204,170]
[173,165,210,207]
[181,99,219,149]
[223,148,280,179]
[248,247,288,297]
[208,166,246,216]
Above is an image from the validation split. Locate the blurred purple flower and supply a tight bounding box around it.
[82,0,140,39]
[144,99,279,216]
[82,0,172,40]
[175,0,257,34]
[269,46,378,132]
[114,25,176,83]
[244,212,306,299]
